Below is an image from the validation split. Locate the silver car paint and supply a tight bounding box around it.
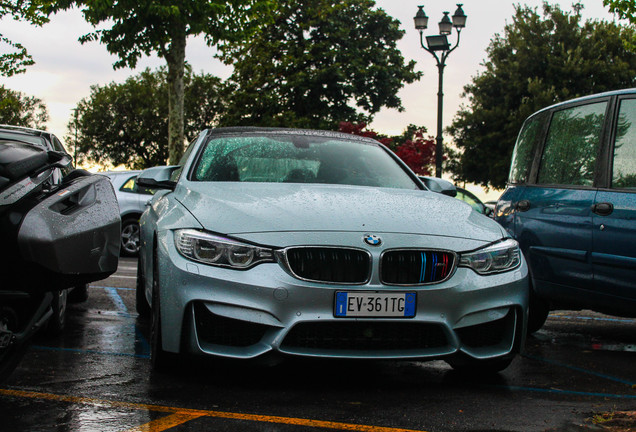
[172,182,505,241]
[140,181,528,360]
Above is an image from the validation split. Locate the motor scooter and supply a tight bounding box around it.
[0,139,120,381]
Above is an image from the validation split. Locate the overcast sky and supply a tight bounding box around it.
[0,1,619,196]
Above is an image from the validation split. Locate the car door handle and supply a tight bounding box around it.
[592,202,613,216]
[515,200,531,212]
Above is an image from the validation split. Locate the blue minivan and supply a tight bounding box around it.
[496,89,636,332]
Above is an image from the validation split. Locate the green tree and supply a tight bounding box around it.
[0,85,48,127]
[69,67,223,169]
[447,3,636,189]
[220,0,421,130]
[604,0,636,49]
[0,0,49,76]
[52,0,273,165]
[604,0,636,19]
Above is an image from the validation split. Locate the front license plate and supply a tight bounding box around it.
[334,292,416,317]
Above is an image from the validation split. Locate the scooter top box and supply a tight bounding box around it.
[0,140,121,292]
[18,173,121,278]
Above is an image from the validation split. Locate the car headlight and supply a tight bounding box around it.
[459,238,521,275]
[174,229,275,269]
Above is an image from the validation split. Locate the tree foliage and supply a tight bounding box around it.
[0,85,48,128]
[604,0,636,49]
[69,67,223,170]
[0,0,49,76]
[604,0,636,24]
[338,122,435,175]
[338,121,393,146]
[393,127,436,176]
[220,0,421,130]
[52,0,274,164]
[448,3,636,189]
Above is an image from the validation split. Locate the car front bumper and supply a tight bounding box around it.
[155,231,529,363]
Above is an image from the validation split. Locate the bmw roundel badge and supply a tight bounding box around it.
[364,234,382,246]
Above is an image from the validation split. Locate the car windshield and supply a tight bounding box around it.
[0,132,46,147]
[191,133,419,190]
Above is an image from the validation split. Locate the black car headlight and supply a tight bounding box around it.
[174,229,275,269]
[459,239,521,275]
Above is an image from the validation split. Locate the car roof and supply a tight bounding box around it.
[101,170,142,176]
[0,124,51,137]
[100,170,142,188]
[531,88,636,117]
[0,125,56,150]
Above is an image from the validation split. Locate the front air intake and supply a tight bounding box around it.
[381,250,456,285]
[284,247,370,284]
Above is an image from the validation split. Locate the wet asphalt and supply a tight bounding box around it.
[1,257,635,432]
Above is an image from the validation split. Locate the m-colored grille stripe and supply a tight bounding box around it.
[381,250,455,285]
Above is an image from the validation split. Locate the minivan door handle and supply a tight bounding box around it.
[515,200,531,212]
[592,202,614,216]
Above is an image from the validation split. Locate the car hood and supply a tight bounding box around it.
[174,182,503,242]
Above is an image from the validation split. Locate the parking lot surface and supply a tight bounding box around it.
[1,258,635,432]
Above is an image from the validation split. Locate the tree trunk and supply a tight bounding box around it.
[166,29,186,165]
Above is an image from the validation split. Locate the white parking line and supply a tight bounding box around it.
[118,266,137,271]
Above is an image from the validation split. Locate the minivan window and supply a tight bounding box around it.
[612,98,636,189]
[537,102,606,186]
[509,112,546,184]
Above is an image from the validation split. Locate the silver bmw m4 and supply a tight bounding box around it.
[136,127,528,373]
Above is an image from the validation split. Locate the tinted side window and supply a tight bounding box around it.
[120,175,156,195]
[120,176,138,192]
[52,135,66,153]
[612,99,636,189]
[455,190,484,213]
[509,112,546,184]
[50,135,73,176]
[538,102,606,186]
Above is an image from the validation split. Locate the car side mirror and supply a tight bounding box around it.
[419,176,457,197]
[137,165,180,191]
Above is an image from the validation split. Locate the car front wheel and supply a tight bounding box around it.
[121,217,141,257]
[135,258,150,318]
[150,250,175,372]
[46,289,68,335]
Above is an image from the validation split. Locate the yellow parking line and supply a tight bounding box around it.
[0,388,428,432]
[123,413,206,432]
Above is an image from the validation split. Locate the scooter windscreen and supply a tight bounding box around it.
[0,141,70,208]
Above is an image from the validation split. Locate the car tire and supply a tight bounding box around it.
[136,258,151,318]
[46,289,68,335]
[150,250,175,373]
[68,284,88,303]
[0,306,29,383]
[121,217,141,257]
[527,292,550,333]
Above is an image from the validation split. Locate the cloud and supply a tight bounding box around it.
[0,1,617,139]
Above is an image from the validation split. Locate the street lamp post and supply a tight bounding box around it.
[414,4,466,178]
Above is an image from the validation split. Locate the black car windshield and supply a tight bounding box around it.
[0,132,46,148]
[191,133,419,190]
